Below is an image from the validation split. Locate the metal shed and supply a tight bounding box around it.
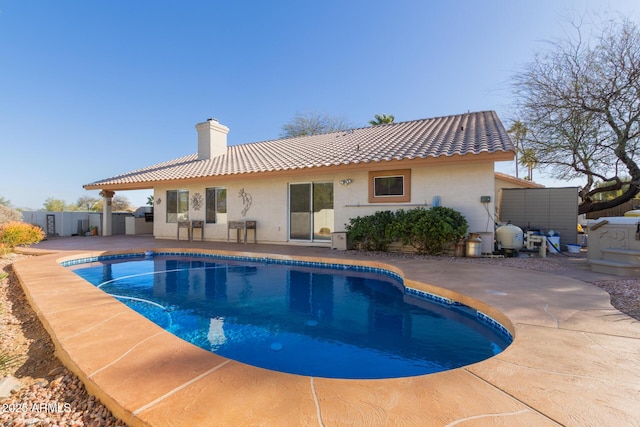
[499,187,579,250]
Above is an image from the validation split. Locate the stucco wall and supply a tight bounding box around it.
[334,162,494,238]
[150,162,496,247]
[154,177,290,242]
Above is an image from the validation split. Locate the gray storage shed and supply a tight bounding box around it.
[499,187,579,250]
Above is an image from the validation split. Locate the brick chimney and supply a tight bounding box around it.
[196,118,229,160]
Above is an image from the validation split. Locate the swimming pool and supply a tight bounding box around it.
[67,252,512,379]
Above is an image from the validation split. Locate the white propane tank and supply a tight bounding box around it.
[496,223,524,253]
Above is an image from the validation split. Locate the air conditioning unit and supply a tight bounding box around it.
[331,232,350,250]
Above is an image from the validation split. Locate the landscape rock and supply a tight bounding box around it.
[0,375,22,399]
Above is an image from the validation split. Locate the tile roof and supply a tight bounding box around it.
[494,171,545,188]
[84,110,514,189]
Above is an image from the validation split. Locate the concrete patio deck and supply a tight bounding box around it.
[11,235,640,426]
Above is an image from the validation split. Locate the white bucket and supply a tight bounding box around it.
[547,236,561,252]
[566,244,581,254]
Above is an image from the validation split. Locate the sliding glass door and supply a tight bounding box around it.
[289,182,334,241]
[289,183,312,240]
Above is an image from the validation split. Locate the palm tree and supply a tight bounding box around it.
[507,121,527,178]
[520,148,538,181]
[369,114,395,126]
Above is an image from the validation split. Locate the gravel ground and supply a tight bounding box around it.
[0,253,126,427]
[0,251,638,426]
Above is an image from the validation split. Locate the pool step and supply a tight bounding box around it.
[590,248,640,276]
[600,248,640,265]
[590,258,640,276]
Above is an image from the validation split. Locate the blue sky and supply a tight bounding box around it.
[1,1,638,210]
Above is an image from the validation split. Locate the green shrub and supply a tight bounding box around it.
[388,207,468,255]
[346,210,395,251]
[0,221,45,252]
[346,206,468,255]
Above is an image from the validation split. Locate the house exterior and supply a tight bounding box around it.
[84,111,515,248]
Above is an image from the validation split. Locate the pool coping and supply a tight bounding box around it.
[12,243,640,426]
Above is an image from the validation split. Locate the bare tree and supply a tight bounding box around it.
[0,205,22,226]
[513,17,640,214]
[93,195,132,212]
[76,196,100,211]
[280,112,352,138]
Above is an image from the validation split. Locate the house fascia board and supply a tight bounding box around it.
[84,150,514,191]
[494,172,545,188]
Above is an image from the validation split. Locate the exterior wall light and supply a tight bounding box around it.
[339,179,353,186]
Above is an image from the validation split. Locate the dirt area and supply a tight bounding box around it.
[0,253,58,381]
[0,251,638,426]
[0,253,126,426]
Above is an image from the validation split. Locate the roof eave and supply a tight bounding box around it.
[494,171,545,188]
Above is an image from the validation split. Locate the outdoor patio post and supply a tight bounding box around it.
[99,190,115,236]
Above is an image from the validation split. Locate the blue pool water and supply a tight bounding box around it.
[67,253,512,379]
